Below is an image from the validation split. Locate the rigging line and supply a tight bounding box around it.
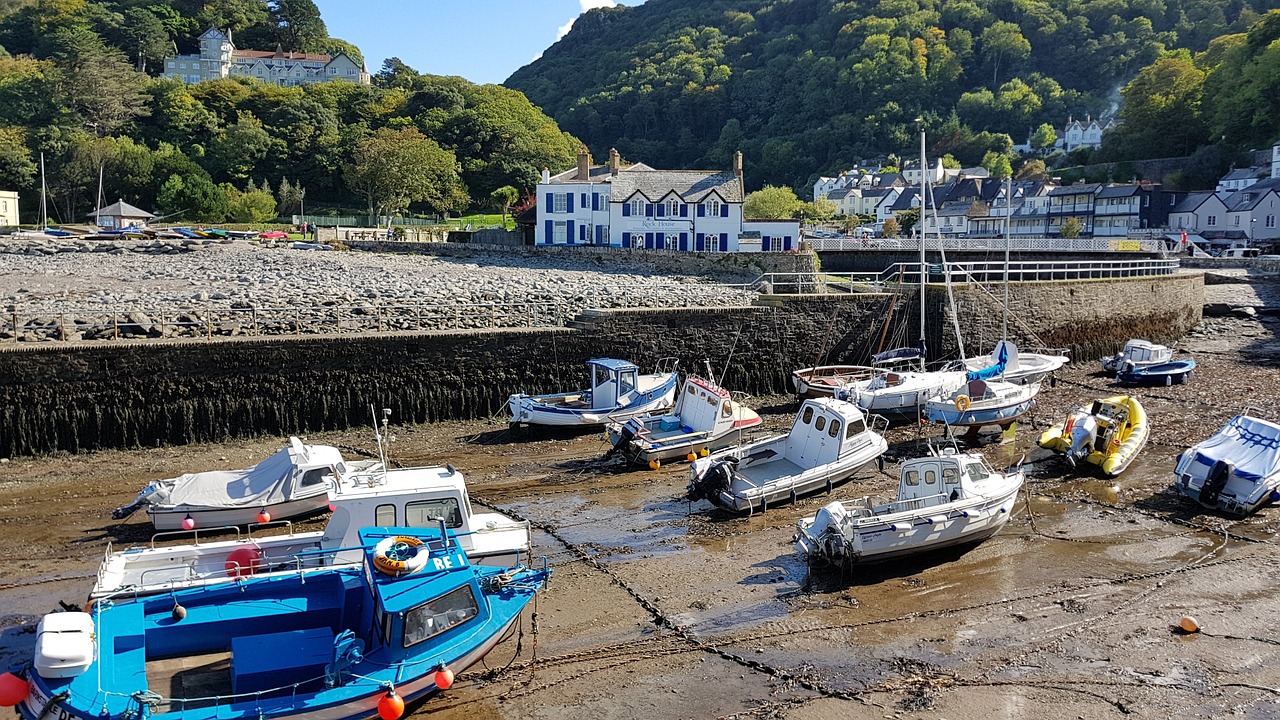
[720,325,743,387]
[873,272,907,355]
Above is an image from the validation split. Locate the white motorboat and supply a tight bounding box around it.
[93,462,530,599]
[794,447,1024,566]
[605,373,761,468]
[1101,339,1172,375]
[847,367,968,416]
[687,398,888,512]
[926,378,1039,429]
[963,341,1068,385]
[1173,410,1280,517]
[508,357,679,427]
[111,437,377,531]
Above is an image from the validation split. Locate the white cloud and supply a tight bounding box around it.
[556,0,618,40]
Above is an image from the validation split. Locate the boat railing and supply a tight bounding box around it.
[148,519,297,548]
[873,492,952,517]
[653,356,680,375]
[868,414,890,436]
[125,543,369,599]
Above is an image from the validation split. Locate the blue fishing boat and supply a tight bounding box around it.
[508,357,678,428]
[1116,358,1195,386]
[7,525,547,720]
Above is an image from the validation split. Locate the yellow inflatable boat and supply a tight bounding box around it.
[1038,395,1148,476]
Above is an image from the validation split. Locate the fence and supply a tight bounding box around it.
[805,235,1164,253]
[1,301,572,344]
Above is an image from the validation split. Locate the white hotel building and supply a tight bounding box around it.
[536,149,800,252]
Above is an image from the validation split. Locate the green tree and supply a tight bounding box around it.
[744,185,802,219]
[205,112,278,182]
[979,22,1031,86]
[113,7,169,73]
[343,126,466,221]
[224,182,277,222]
[1059,216,1082,238]
[1116,51,1208,158]
[271,0,327,52]
[0,126,37,191]
[800,197,838,222]
[490,185,518,227]
[981,150,1013,178]
[1015,158,1048,180]
[1031,123,1058,152]
[157,171,229,222]
[46,26,150,135]
[897,207,921,237]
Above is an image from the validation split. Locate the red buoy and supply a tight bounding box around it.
[377,690,404,720]
[225,547,261,578]
[0,672,28,707]
[181,514,196,531]
[256,508,271,524]
[434,665,454,690]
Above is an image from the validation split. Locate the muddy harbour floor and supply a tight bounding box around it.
[3,282,1280,720]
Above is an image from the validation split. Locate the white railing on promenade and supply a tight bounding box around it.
[805,235,1162,253]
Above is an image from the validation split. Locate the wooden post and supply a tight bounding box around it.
[59,313,65,341]
[295,308,301,337]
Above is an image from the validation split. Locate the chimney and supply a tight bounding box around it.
[733,150,743,181]
[609,148,620,176]
[576,145,591,181]
[541,167,550,183]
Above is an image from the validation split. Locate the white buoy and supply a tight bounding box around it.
[1179,615,1199,633]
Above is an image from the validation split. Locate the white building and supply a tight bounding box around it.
[162,28,370,86]
[536,149,800,252]
[1273,140,1280,179]
[1168,192,1230,235]
[0,190,17,227]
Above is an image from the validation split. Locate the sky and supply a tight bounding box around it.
[312,0,646,86]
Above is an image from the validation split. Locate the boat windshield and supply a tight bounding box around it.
[403,584,480,647]
[965,463,991,483]
[406,498,464,528]
[300,467,329,487]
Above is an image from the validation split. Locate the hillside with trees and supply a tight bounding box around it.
[506,0,1278,193]
[0,0,578,225]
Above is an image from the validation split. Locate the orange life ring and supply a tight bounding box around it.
[954,395,972,412]
[372,536,428,576]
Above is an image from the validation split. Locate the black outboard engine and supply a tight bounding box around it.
[688,457,737,502]
[602,424,638,461]
[1199,459,1233,508]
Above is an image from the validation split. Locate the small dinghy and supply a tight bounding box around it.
[508,357,678,428]
[93,462,530,599]
[112,437,378,531]
[925,378,1039,429]
[1116,358,1195,386]
[604,372,760,469]
[791,364,876,399]
[11,525,548,720]
[1038,395,1149,476]
[794,447,1024,566]
[1101,339,1172,375]
[687,398,888,513]
[1173,410,1280,516]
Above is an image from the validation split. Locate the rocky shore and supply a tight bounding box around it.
[0,237,756,341]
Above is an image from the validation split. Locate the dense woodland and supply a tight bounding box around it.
[0,0,579,225]
[1,0,1278,225]
[507,0,1280,193]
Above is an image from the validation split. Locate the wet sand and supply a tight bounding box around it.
[3,291,1280,719]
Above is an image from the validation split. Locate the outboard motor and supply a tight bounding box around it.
[688,457,737,502]
[809,501,851,563]
[111,480,171,520]
[1199,459,1233,508]
[1064,413,1098,468]
[602,422,638,461]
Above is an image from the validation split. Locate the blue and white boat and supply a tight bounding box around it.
[10,525,548,720]
[1116,358,1195,386]
[1173,410,1280,516]
[925,349,1038,429]
[508,357,678,428]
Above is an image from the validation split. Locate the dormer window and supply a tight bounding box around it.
[705,198,721,216]
[629,198,645,217]
[664,198,680,217]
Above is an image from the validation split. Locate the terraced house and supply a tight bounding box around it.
[536,148,799,252]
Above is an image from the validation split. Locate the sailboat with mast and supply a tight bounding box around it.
[843,127,966,416]
[961,179,1069,384]
[14,153,64,239]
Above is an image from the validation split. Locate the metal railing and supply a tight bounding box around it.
[1,300,573,343]
[805,235,1162,253]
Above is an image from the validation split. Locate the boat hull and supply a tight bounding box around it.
[1116,360,1195,386]
[149,493,331,531]
[791,365,875,399]
[703,435,888,513]
[509,373,678,427]
[1038,396,1148,477]
[926,395,1036,428]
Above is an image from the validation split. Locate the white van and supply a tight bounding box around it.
[1222,248,1259,258]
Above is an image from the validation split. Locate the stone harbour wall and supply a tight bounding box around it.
[0,274,1202,456]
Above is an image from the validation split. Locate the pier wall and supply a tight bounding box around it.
[0,274,1201,456]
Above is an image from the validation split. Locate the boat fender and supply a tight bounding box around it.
[372,536,429,577]
[789,489,798,505]
[954,395,972,412]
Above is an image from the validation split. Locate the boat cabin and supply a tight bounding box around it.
[673,376,735,432]
[785,399,872,466]
[1119,340,1168,364]
[899,451,994,503]
[585,358,640,410]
